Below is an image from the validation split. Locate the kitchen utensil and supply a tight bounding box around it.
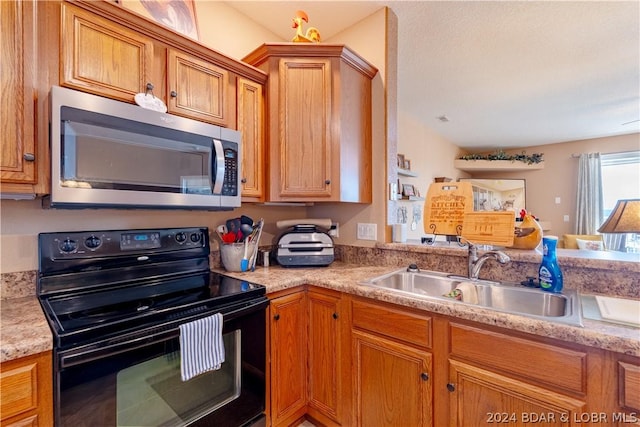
[226,218,241,234]
[250,219,264,271]
[222,232,237,243]
[240,223,254,239]
[240,236,250,271]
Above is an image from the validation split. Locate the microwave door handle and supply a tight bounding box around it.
[212,138,225,194]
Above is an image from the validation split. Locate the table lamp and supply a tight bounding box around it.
[597,199,640,233]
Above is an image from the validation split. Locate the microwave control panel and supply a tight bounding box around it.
[222,148,238,196]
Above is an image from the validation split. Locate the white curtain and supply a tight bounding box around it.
[574,153,603,234]
[604,234,626,251]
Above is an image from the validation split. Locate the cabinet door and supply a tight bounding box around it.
[167,49,230,127]
[270,291,307,426]
[274,58,333,199]
[307,289,343,425]
[1,0,37,185]
[237,77,264,200]
[352,330,432,427]
[0,351,53,426]
[60,3,154,101]
[448,360,586,427]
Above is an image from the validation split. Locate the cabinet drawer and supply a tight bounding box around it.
[351,297,432,349]
[619,362,640,411]
[0,362,38,420]
[450,323,587,395]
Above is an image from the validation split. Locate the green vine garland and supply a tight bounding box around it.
[458,150,544,165]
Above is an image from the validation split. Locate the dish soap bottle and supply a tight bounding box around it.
[538,236,563,293]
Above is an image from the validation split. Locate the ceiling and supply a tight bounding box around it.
[226,1,640,151]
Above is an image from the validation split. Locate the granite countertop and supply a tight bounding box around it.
[219,262,640,357]
[1,262,638,363]
[1,296,53,363]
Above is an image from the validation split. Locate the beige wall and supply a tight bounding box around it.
[469,133,640,236]
[396,113,467,240]
[308,8,389,246]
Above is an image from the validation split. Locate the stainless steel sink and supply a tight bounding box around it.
[361,269,583,326]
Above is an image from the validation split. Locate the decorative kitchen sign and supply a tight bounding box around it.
[461,212,515,247]
[424,182,473,236]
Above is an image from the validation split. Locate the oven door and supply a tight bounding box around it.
[54,299,267,427]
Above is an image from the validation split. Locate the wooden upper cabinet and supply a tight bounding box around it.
[243,43,378,203]
[277,58,333,199]
[167,49,232,127]
[1,0,37,188]
[60,3,154,101]
[237,77,264,200]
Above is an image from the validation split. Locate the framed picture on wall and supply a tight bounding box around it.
[402,184,415,197]
[397,154,405,169]
[122,0,200,40]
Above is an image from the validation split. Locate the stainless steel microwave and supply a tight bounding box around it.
[45,86,241,210]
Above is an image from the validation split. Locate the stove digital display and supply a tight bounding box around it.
[120,232,161,250]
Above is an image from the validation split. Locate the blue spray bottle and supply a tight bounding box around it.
[538,236,563,293]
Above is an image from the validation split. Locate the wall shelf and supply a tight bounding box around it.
[454,159,544,172]
[398,168,418,177]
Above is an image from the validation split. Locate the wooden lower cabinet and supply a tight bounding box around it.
[0,351,53,427]
[448,360,585,426]
[269,290,308,427]
[352,330,432,427]
[351,297,433,427]
[307,288,346,426]
[268,289,639,427]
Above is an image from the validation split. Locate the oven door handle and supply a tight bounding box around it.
[59,297,269,368]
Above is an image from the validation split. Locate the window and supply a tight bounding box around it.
[601,151,640,252]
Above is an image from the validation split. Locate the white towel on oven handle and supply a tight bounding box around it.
[179,313,225,381]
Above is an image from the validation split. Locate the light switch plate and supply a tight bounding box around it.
[357,223,377,240]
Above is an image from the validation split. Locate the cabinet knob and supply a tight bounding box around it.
[23,153,35,162]
[170,90,178,98]
[332,312,338,319]
[274,314,280,321]
[325,179,331,185]
[146,82,154,91]
[241,178,247,184]
[421,372,429,381]
[446,383,455,392]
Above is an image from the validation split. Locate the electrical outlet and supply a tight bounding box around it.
[357,223,377,240]
[329,223,339,238]
[563,215,570,222]
[555,197,561,204]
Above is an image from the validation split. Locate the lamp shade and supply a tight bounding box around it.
[597,199,640,233]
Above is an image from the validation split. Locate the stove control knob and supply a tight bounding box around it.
[175,232,187,243]
[84,235,102,250]
[59,238,77,253]
[190,233,201,243]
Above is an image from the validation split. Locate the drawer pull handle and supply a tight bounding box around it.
[447,383,455,392]
[23,153,35,162]
[274,314,280,321]
[421,372,429,381]
[170,90,178,98]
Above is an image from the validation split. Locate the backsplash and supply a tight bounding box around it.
[3,244,638,299]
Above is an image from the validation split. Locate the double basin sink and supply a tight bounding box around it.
[361,268,582,327]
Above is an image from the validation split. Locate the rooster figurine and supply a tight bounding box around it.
[291,10,321,43]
